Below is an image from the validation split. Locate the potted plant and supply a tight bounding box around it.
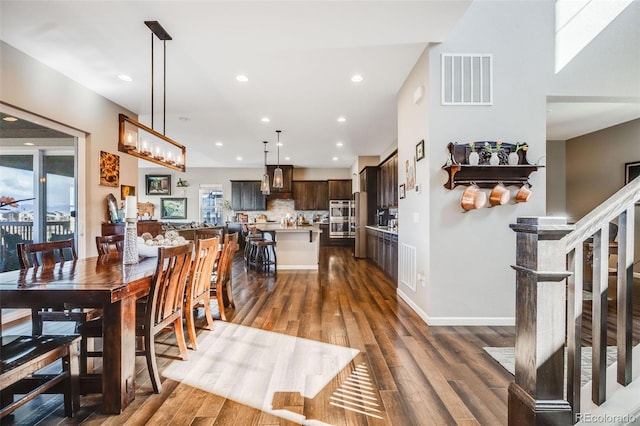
[222,199,234,222]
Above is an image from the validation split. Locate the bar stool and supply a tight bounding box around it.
[243,225,263,269]
[252,240,277,273]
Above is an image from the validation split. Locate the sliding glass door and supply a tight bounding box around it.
[0,112,77,271]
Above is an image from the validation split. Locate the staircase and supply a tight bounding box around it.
[508,176,640,425]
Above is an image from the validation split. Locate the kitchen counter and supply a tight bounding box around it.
[365,225,398,235]
[255,224,322,270]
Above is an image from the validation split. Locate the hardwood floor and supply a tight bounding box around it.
[4,247,638,425]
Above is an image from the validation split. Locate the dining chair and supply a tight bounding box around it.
[184,237,220,350]
[16,239,85,335]
[17,238,77,269]
[95,234,125,255]
[194,227,224,241]
[211,233,238,321]
[80,242,193,393]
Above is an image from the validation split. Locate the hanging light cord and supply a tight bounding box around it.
[276,130,281,167]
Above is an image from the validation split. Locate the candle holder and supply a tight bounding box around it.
[123,218,139,265]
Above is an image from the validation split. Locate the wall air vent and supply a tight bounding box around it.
[441,53,493,106]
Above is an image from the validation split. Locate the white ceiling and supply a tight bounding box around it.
[2,1,638,168]
[0,0,472,168]
[546,100,640,140]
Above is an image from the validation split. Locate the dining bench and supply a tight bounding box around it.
[0,334,80,419]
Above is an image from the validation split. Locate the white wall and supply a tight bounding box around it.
[397,0,640,325]
[397,47,432,320]
[0,41,138,257]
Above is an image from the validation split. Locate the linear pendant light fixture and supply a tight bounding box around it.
[117,20,186,172]
[272,130,283,189]
[261,141,271,195]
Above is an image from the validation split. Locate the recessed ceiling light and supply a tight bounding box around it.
[118,74,133,82]
[236,75,249,82]
[24,142,35,146]
[261,117,270,123]
[215,142,223,147]
[337,116,346,123]
[284,156,291,161]
[236,156,243,161]
[351,74,363,83]
[332,156,339,161]
[277,142,283,147]
[336,142,343,147]
[178,117,190,122]
[2,116,18,122]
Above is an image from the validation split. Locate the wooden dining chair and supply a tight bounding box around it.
[184,237,220,350]
[95,234,125,255]
[194,227,224,241]
[80,243,193,393]
[17,238,77,269]
[211,233,238,321]
[16,239,84,335]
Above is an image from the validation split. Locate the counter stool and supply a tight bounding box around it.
[253,240,277,274]
[242,225,263,269]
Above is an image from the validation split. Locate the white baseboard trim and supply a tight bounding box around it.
[396,288,515,326]
[277,265,318,270]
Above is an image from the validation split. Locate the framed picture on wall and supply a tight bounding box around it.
[625,161,640,185]
[160,198,187,219]
[146,174,171,195]
[416,139,425,161]
[120,185,135,200]
[99,151,119,187]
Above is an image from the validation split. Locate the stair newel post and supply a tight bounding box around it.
[508,217,574,426]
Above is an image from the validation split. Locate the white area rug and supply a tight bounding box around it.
[484,346,618,387]
[163,321,359,424]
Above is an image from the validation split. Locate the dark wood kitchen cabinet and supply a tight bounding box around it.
[366,226,398,284]
[377,152,398,208]
[359,166,378,226]
[328,179,352,200]
[231,180,266,211]
[292,181,328,210]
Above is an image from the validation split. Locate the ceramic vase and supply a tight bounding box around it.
[490,152,500,166]
[469,151,479,166]
[508,151,519,166]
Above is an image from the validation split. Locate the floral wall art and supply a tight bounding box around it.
[99,151,120,187]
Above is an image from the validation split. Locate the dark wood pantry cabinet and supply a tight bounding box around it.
[231,180,266,211]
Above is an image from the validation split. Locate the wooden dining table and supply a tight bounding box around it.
[0,254,158,414]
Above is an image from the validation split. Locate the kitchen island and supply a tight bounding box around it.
[255,223,322,270]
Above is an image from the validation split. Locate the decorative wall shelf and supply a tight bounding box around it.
[442,141,542,189]
[118,114,186,172]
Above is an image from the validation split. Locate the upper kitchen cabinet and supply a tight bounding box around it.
[292,181,328,210]
[359,166,379,225]
[266,165,293,198]
[377,152,398,208]
[231,180,266,211]
[328,179,352,200]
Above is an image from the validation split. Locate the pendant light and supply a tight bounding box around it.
[261,141,271,195]
[272,130,283,189]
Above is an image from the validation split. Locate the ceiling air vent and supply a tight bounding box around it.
[441,53,493,106]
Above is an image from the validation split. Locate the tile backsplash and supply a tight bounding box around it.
[235,199,328,223]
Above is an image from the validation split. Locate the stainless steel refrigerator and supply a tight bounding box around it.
[353,192,368,258]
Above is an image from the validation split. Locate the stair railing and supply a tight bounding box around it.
[509,176,640,425]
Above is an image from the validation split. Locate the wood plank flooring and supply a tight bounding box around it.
[3,247,639,425]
